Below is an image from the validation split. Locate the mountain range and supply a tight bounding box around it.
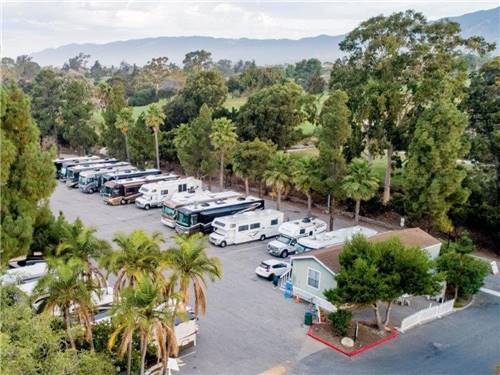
[30,7,499,67]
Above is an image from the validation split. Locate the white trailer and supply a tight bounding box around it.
[267,217,327,258]
[294,225,378,253]
[209,209,284,247]
[135,177,202,210]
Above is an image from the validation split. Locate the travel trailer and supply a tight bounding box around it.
[99,168,162,190]
[65,161,126,188]
[161,190,242,228]
[175,196,264,235]
[0,262,48,286]
[53,156,100,178]
[102,174,179,205]
[58,158,117,181]
[78,165,138,194]
[135,177,202,210]
[209,209,284,247]
[293,225,378,254]
[267,217,327,258]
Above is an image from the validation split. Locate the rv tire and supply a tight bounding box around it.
[88,188,94,194]
[309,231,313,236]
[281,250,288,258]
[120,199,126,205]
[145,204,150,210]
[260,234,266,241]
[220,241,227,248]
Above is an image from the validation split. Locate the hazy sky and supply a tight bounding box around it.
[1,1,498,57]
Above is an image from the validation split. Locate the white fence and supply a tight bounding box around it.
[292,286,336,312]
[399,299,455,332]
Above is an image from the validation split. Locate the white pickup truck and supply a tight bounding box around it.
[267,217,327,258]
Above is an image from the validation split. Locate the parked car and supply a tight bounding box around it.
[255,259,291,280]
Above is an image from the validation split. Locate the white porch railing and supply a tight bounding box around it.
[399,299,455,332]
[278,268,292,290]
[292,286,336,312]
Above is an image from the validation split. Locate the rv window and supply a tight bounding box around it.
[161,190,168,195]
[300,229,306,234]
[230,224,236,228]
[178,184,187,192]
[213,221,225,227]
[250,223,260,229]
[238,225,249,232]
[271,219,279,225]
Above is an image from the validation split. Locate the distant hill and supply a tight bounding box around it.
[30,7,499,67]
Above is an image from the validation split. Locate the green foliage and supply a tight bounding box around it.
[128,86,157,106]
[0,84,56,265]
[231,66,286,94]
[211,117,238,188]
[325,235,439,329]
[328,309,352,337]
[128,114,156,168]
[403,99,470,232]
[174,104,217,178]
[100,79,128,159]
[293,156,321,213]
[29,208,69,257]
[264,151,294,210]
[437,249,490,299]
[287,58,325,94]
[183,50,213,73]
[237,82,305,148]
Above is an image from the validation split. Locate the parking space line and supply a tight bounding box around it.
[480,287,500,298]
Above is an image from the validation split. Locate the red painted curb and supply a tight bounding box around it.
[307,324,399,358]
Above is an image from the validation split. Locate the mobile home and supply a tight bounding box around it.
[161,190,242,228]
[102,174,179,205]
[135,177,202,210]
[209,209,284,247]
[175,196,265,235]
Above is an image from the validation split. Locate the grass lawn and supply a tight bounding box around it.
[91,98,168,124]
[224,95,248,110]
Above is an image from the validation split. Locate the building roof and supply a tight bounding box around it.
[293,227,441,274]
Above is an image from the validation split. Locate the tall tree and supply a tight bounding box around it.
[293,157,320,215]
[100,79,127,159]
[403,99,470,232]
[183,50,213,72]
[342,158,379,223]
[237,82,305,148]
[317,90,351,230]
[144,103,166,170]
[142,56,171,92]
[232,138,277,196]
[1,84,56,265]
[115,107,134,162]
[30,68,63,151]
[264,151,294,211]
[128,114,156,169]
[210,117,238,190]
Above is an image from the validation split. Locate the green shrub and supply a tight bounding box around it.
[328,309,352,337]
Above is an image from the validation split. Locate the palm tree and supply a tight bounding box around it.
[35,258,98,350]
[210,117,238,190]
[109,277,177,375]
[293,157,319,216]
[342,158,379,223]
[101,230,163,298]
[264,151,294,211]
[116,107,134,162]
[56,218,110,288]
[144,103,166,170]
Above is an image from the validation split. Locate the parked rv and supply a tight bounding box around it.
[267,217,327,258]
[0,262,48,286]
[135,177,202,210]
[53,156,99,178]
[175,196,264,235]
[209,209,284,247]
[65,161,126,188]
[58,158,117,181]
[78,165,138,194]
[161,190,242,228]
[102,174,179,205]
[99,168,162,191]
[293,225,378,254]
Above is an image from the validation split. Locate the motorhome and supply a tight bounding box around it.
[99,168,162,191]
[78,165,138,194]
[293,225,378,255]
[65,161,126,188]
[58,158,117,181]
[102,174,179,205]
[161,190,242,228]
[267,217,327,258]
[135,177,202,210]
[209,209,284,247]
[0,262,48,286]
[175,196,265,235]
[53,156,99,178]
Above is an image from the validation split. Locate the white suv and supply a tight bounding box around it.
[255,259,291,280]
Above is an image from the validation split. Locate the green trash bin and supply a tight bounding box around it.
[304,311,312,326]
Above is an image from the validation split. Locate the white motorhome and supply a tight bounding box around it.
[0,262,48,285]
[267,217,327,258]
[161,190,242,228]
[209,209,284,247]
[135,177,202,210]
[293,225,378,254]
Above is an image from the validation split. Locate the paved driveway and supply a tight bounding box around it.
[50,183,500,374]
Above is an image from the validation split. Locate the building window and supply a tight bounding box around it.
[271,219,278,225]
[307,268,320,289]
[250,223,260,229]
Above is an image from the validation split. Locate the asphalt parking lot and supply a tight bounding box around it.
[50,183,500,375]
